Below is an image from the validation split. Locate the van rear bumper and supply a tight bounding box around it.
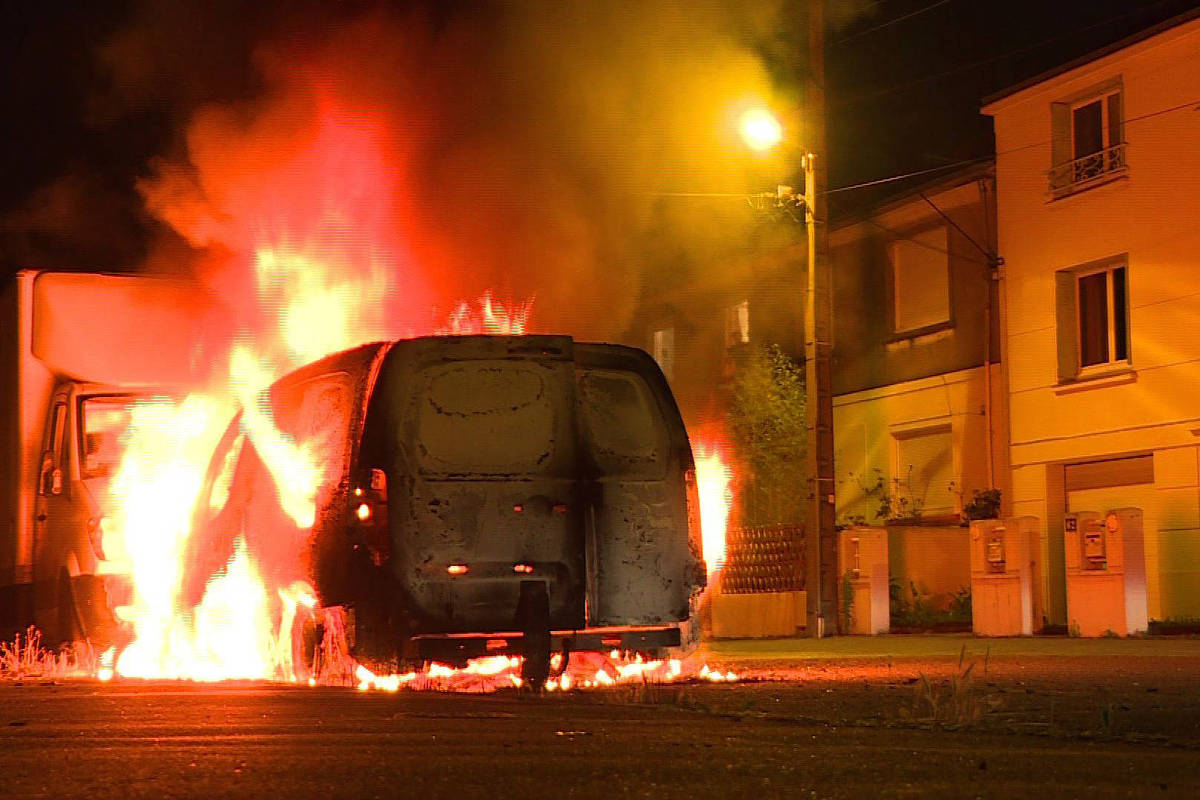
[412,625,681,663]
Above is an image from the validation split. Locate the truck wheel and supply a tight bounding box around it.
[517,581,551,689]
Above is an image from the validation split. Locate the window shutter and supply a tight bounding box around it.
[1050,102,1070,190]
[1055,271,1078,381]
[1107,92,1123,145]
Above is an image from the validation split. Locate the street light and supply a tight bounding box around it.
[739,106,834,638]
[738,108,784,153]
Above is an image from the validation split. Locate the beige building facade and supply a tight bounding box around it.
[984,13,1200,625]
[830,167,1008,532]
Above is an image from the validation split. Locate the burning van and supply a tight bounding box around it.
[185,335,706,683]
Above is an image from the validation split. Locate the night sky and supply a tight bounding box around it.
[827,0,1200,209]
[2,0,1198,281]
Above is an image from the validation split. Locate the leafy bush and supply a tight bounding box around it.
[727,345,807,526]
[961,488,1002,522]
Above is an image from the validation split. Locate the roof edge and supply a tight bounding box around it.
[982,7,1200,111]
[830,160,995,231]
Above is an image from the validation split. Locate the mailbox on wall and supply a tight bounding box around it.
[969,516,1040,636]
[1064,508,1148,637]
[837,528,889,634]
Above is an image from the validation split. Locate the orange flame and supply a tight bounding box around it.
[354,651,736,694]
[693,440,733,578]
[88,65,727,692]
[100,90,536,682]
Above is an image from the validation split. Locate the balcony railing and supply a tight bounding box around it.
[1049,142,1127,195]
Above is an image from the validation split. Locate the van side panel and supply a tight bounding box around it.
[271,343,390,606]
[184,342,390,609]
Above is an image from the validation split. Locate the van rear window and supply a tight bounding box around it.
[578,369,666,477]
[417,363,557,475]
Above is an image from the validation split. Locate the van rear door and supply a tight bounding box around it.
[575,345,701,626]
[379,336,585,634]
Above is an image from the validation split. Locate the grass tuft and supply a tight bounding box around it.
[0,627,96,680]
[907,644,986,727]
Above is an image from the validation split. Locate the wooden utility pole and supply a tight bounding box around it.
[803,0,837,637]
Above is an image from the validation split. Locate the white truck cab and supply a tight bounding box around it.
[1,270,203,646]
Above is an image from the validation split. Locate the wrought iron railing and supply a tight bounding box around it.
[1049,142,1127,194]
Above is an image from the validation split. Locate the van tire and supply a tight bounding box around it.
[517,581,551,688]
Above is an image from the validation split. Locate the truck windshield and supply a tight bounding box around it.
[79,395,139,480]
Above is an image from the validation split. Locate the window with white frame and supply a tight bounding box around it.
[651,326,675,382]
[1054,258,1130,379]
[1050,81,1125,193]
[891,226,950,334]
[724,300,750,348]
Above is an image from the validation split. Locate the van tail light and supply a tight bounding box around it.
[353,468,389,566]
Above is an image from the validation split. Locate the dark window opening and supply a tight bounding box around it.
[1076,266,1128,370]
[1073,100,1104,159]
[1078,271,1110,368]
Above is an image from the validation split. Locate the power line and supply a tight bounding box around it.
[832,0,1188,107]
[639,92,1200,204]
[918,190,995,262]
[827,93,1200,195]
[991,96,1200,159]
[860,217,992,267]
[831,0,955,47]
[826,158,988,194]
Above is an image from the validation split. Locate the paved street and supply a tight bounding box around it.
[4,636,1200,799]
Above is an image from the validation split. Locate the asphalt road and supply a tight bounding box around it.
[3,676,1199,799]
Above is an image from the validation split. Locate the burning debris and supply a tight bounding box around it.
[354,651,736,695]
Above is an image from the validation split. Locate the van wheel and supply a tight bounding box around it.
[517,581,551,689]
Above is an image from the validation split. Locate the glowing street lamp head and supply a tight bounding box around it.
[739,108,783,152]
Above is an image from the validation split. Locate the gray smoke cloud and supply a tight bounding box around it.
[6,1,878,340]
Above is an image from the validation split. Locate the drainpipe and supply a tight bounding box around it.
[985,285,994,489]
[979,177,1001,492]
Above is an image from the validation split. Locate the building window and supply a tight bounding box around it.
[724,300,750,348]
[890,226,950,334]
[1050,82,1125,193]
[1054,258,1130,380]
[893,425,955,516]
[651,326,675,382]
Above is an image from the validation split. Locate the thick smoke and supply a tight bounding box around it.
[6,1,877,340]
[109,1,830,341]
